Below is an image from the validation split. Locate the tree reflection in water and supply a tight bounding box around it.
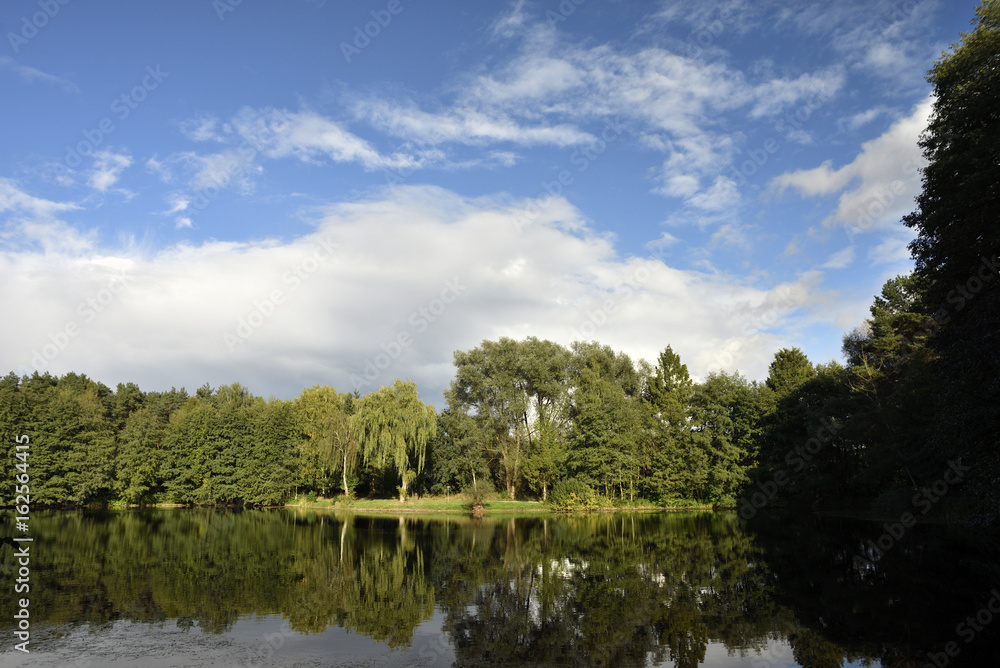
[0,509,997,667]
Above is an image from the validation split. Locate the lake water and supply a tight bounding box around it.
[1,509,997,667]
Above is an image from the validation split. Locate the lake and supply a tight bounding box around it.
[1,509,998,667]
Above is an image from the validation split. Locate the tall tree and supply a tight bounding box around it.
[764,348,816,399]
[689,372,759,505]
[115,405,166,504]
[447,338,534,499]
[355,380,437,502]
[430,408,492,494]
[567,368,642,500]
[294,385,358,498]
[642,346,706,502]
[903,0,1000,522]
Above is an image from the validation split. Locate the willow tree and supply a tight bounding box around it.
[355,380,437,502]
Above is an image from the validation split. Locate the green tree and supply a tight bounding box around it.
[430,408,491,494]
[568,367,642,500]
[764,347,816,399]
[294,385,358,498]
[902,0,1000,521]
[689,372,759,505]
[239,398,298,505]
[355,380,437,502]
[642,346,706,503]
[521,408,566,501]
[115,405,166,504]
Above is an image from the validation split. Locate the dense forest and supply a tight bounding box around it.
[2,2,997,523]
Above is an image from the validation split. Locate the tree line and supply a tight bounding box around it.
[1,1,997,521]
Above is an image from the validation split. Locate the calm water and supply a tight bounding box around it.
[0,509,998,667]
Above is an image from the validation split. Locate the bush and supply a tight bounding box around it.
[713,494,738,509]
[462,479,494,508]
[305,491,317,503]
[550,479,599,511]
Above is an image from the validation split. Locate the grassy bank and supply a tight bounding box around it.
[284,495,695,513]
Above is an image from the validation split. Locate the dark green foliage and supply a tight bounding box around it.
[902,0,1000,523]
[549,478,598,510]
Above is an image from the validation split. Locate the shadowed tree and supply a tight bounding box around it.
[903,0,1000,522]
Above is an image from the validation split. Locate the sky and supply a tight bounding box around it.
[0,0,981,406]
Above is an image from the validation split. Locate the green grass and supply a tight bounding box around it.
[284,494,701,513]
[285,494,549,513]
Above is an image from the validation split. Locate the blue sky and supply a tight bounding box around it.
[0,0,979,404]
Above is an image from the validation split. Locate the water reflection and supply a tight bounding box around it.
[0,509,997,667]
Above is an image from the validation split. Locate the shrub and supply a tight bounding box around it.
[305,491,317,503]
[550,479,599,511]
[462,479,495,508]
[713,494,738,509]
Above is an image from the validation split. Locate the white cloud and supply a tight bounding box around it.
[869,232,914,266]
[179,116,222,142]
[346,24,844,212]
[841,105,891,131]
[0,178,80,220]
[490,0,531,39]
[686,176,740,212]
[769,97,931,233]
[146,156,175,184]
[0,56,79,93]
[88,151,133,193]
[0,180,92,255]
[774,0,942,84]
[351,97,594,148]
[821,246,855,269]
[708,223,752,251]
[0,186,834,403]
[748,69,844,119]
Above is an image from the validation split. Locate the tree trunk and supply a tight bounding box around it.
[542,483,547,502]
[342,453,349,498]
